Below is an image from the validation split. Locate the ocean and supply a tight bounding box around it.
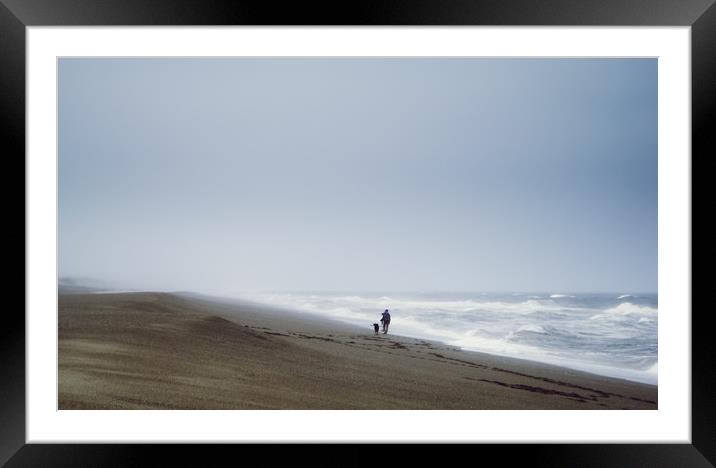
[238,291,658,384]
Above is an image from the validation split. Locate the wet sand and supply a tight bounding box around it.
[59,292,657,410]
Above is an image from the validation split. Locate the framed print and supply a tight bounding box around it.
[4,0,711,465]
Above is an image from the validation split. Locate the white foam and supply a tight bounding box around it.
[517,324,547,334]
[590,302,658,320]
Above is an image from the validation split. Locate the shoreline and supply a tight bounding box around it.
[59,291,657,410]
[177,290,658,385]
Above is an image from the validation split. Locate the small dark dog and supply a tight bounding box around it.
[372,323,380,335]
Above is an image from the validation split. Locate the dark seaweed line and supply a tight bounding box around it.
[429,353,656,405]
[468,377,591,403]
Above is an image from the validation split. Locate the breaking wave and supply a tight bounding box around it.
[590,302,658,320]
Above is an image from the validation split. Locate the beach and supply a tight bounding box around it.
[58,292,657,410]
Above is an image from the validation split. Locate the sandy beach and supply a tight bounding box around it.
[58,292,657,410]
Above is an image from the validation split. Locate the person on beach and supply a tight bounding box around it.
[380,309,391,334]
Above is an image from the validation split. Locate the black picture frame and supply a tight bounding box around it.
[4,0,710,465]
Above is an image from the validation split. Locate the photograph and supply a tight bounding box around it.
[4,0,708,461]
[58,57,658,410]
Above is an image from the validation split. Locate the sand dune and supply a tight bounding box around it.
[59,292,657,410]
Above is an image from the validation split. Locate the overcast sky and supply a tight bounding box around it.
[58,58,657,294]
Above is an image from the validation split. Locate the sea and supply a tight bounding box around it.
[238,291,658,385]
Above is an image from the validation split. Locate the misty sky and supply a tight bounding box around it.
[58,58,657,294]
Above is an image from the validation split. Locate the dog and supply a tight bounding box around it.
[372,323,380,335]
